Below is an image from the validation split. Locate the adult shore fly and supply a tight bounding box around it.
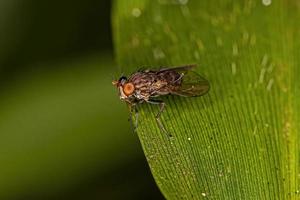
[112,64,210,136]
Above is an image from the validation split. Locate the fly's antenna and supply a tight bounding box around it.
[110,66,121,86]
[110,72,118,86]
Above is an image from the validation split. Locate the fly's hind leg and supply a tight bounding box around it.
[146,99,172,137]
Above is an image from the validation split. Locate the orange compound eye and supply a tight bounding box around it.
[123,83,135,95]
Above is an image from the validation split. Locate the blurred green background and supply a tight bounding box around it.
[0,0,163,199]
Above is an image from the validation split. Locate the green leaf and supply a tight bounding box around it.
[113,0,300,199]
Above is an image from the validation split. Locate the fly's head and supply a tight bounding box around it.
[112,76,135,103]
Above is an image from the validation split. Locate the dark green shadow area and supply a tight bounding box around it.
[0,53,164,199]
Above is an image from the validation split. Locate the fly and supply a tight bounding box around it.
[112,64,210,136]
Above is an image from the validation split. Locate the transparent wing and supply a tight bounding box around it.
[143,64,209,97]
[172,70,210,97]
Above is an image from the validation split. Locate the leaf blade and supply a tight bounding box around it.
[113,0,300,199]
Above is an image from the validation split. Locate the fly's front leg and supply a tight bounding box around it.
[146,99,172,137]
[127,103,139,133]
[133,105,139,130]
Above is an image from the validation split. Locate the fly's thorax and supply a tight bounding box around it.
[129,72,155,88]
[129,72,157,99]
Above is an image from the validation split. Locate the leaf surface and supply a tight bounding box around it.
[113,1,300,199]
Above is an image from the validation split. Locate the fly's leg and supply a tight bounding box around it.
[128,103,139,133]
[133,105,139,130]
[146,99,172,137]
